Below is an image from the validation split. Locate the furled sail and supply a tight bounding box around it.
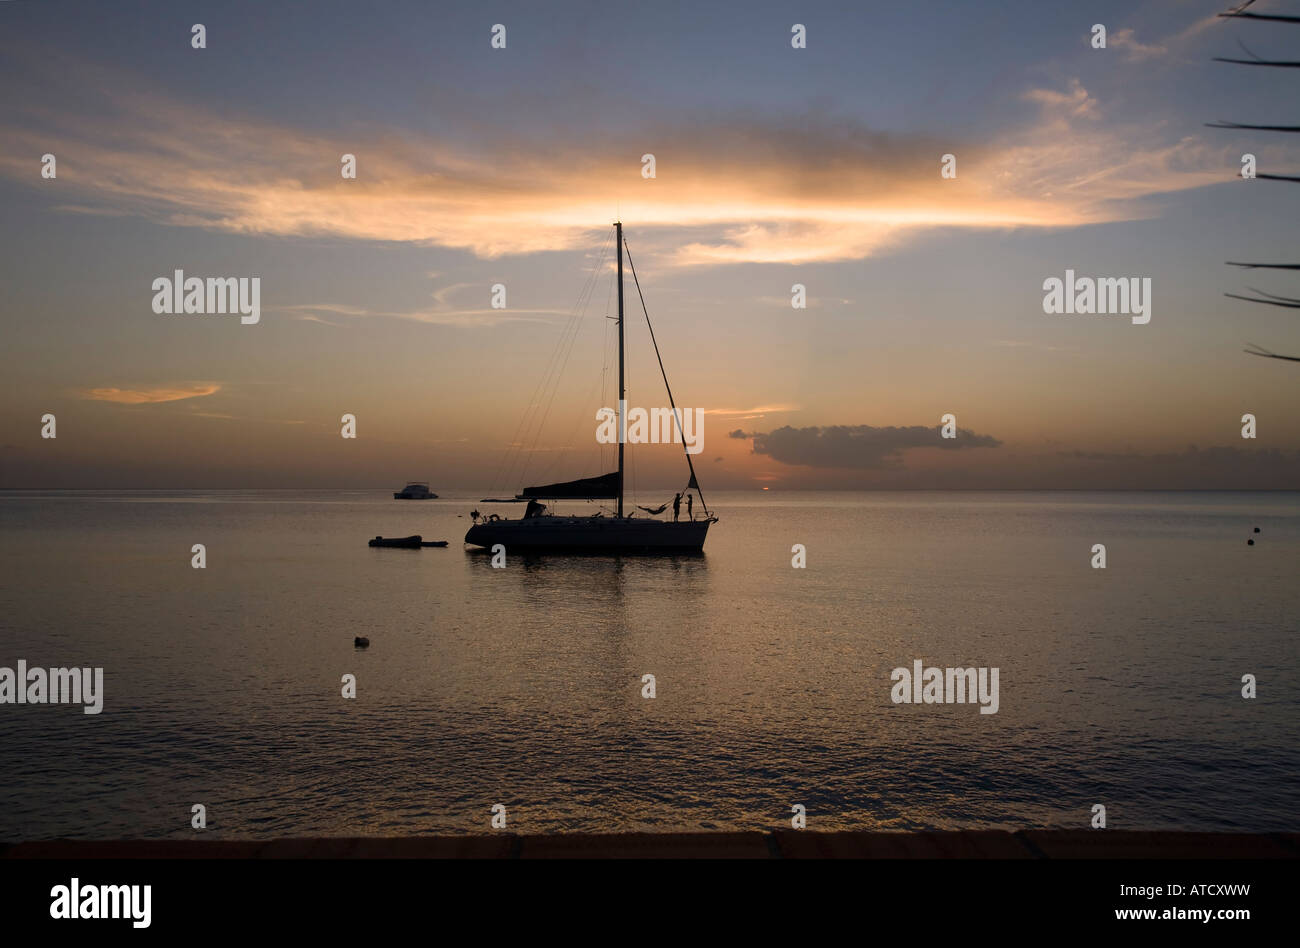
[517,472,619,499]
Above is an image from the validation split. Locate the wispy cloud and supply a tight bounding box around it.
[1108,28,1168,61]
[80,383,221,405]
[290,312,347,327]
[1023,79,1099,119]
[0,55,1248,266]
[757,295,854,308]
[272,302,563,328]
[705,404,800,420]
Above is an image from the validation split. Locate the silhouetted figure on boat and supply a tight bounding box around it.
[524,498,547,519]
[672,493,682,522]
[686,494,693,521]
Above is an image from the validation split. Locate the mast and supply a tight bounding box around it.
[616,221,625,519]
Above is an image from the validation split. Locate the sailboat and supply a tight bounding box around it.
[464,222,716,554]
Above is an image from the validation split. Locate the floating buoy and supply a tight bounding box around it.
[354,636,370,648]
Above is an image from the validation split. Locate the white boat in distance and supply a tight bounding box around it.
[465,222,716,554]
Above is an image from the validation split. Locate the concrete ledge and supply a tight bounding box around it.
[4,831,1298,859]
[520,831,770,859]
[1018,830,1300,860]
[771,829,1039,859]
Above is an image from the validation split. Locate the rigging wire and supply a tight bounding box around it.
[511,234,612,485]
[483,226,710,521]
[488,229,611,495]
[623,236,710,516]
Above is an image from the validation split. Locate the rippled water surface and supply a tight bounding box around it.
[1,489,1296,839]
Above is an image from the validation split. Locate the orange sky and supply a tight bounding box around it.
[1,1,1297,490]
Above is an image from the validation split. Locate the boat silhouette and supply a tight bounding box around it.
[465,222,716,554]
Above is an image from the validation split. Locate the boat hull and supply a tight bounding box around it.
[464,517,711,553]
[369,535,423,548]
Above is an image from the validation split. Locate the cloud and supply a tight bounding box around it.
[0,52,1250,267]
[1023,79,1099,119]
[1108,28,1168,61]
[80,383,221,404]
[757,294,854,308]
[431,282,475,307]
[735,424,1002,469]
[290,312,347,327]
[705,403,799,420]
[272,303,561,328]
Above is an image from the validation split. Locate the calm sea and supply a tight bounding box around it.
[0,489,1296,839]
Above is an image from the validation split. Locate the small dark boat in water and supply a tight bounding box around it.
[369,535,423,548]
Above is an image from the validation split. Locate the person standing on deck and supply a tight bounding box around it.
[672,492,682,522]
[686,494,693,521]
